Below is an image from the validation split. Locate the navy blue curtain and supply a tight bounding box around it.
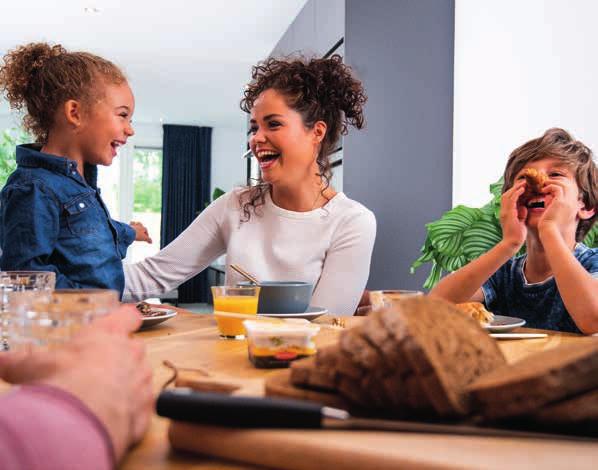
[161,125,212,303]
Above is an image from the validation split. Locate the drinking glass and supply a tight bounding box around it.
[211,285,260,339]
[0,271,56,350]
[369,289,424,311]
[8,289,119,350]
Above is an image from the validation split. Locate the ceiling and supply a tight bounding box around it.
[0,0,307,129]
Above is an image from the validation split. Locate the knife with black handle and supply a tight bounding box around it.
[156,388,597,441]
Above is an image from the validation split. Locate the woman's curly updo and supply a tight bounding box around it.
[0,42,126,143]
[239,54,367,221]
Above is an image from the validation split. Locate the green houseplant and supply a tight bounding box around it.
[0,128,30,189]
[411,178,598,289]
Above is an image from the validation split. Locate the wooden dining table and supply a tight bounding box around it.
[118,306,598,470]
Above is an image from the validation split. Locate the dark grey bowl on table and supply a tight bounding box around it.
[238,281,314,314]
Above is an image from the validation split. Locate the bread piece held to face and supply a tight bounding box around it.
[522,168,547,195]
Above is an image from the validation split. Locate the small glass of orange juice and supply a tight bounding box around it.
[211,286,260,339]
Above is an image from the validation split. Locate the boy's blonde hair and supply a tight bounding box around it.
[503,128,598,241]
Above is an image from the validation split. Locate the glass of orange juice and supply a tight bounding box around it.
[211,286,260,339]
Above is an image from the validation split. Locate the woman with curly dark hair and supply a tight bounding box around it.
[125,55,376,315]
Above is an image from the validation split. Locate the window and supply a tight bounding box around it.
[131,148,162,262]
[98,145,163,263]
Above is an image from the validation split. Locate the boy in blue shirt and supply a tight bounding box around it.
[432,128,598,334]
[0,42,151,297]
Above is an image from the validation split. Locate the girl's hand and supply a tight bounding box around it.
[499,180,527,251]
[130,221,153,244]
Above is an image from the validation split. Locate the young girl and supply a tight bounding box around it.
[125,55,376,315]
[0,43,151,297]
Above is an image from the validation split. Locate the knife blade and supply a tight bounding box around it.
[156,389,596,442]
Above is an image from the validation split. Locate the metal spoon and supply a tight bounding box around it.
[229,264,260,285]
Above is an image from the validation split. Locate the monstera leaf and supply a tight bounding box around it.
[411,202,502,289]
[411,177,598,289]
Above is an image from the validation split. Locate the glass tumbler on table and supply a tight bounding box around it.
[368,290,424,311]
[0,271,56,350]
[8,288,119,351]
[211,285,260,340]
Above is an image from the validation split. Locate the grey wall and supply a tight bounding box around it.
[344,0,454,290]
[271,0,345,57]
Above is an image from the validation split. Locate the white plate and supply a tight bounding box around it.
[484,315,526,332]
[258,306,328,320]
[140,308,177,329]
[489,333,547,340]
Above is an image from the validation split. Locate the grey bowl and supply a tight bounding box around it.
[238,281,314,314]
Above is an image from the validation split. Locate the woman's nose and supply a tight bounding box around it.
[252,127,266,143]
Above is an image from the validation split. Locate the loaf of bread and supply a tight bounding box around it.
[290,296,506,418]
[468,341,598,420]
[287,296,598,431]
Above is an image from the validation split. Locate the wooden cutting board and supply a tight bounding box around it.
[168,372,598,470]
[168,419,598,470]
[264,369,350,409]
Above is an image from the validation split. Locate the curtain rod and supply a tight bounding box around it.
[134,145,162,150]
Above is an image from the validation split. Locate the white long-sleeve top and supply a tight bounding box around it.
[124,188,376,315]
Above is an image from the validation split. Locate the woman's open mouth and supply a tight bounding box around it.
[256,150,280,170]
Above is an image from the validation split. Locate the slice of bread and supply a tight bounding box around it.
[290,355,337,392]
[533,388,598,425]
[386,297,506,417]
[468,341,598,420]
[455,302,494,325]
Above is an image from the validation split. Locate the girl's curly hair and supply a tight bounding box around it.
[0,42,126,143]
[238,54,367,221]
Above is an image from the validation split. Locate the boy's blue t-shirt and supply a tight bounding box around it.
[0,144,136,298]
[482,243,598,333]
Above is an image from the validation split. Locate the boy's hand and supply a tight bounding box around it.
[538,179,579,236]
[130,221,153,244]
[499,180,528,250]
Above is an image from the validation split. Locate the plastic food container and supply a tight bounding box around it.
[243,319,320,368]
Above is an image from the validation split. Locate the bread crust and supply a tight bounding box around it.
[468,341,598,420]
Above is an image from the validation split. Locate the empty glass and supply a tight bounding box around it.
[8,289,119,350]
[0,271,56,350]
[369,290,424,311]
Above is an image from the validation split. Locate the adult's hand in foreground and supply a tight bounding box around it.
[0,305,153,462]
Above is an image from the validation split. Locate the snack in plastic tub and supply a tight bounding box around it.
[243,319,320,368]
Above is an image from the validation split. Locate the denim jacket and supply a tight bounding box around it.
[0,144,135,297]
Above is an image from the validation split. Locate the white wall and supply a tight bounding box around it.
[454,0,598,208]
[211,126,247,193]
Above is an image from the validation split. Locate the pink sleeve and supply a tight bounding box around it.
[0,384,115,470]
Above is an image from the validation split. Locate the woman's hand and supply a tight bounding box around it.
[0,305,153,462]
[130,221,153,243]
[499,179,528,251]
